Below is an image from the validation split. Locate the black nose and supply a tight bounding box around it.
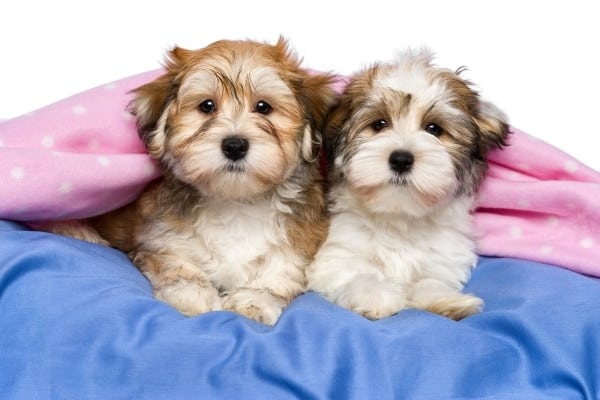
[221,136,249,161]
[388,150,414,173]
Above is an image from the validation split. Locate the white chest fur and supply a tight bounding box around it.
[307,186,484,320]
[144,195,290,290]
[313,186,477,288]
[190,197,289,289]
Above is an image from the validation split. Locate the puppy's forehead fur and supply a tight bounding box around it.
[176,39,301,100]
[366,51,476,117]
[375,51,434,98]
[333,50,482,149]
[180,67,292,98]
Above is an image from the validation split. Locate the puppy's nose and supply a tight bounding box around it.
[221,136,249,161]
[388,150,414,173]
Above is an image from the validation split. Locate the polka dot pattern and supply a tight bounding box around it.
[98,156,110,167]
[475,128,600,277]
[10,167,24,180]
[0,69,162,221]
[565,161,578,173]
[59,181,73,194]
[510,226,522,239]
[41,135,55,148]
[540,245,553,255]
[580,238,594,249]
[72,105,87,115]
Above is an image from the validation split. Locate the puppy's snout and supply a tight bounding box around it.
[221,136,249,161]
[388,150,414,173]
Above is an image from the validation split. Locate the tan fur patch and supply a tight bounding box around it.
[285,169,329,260]
[424,295,483,321]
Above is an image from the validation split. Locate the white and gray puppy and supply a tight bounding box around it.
[307,49,509,320]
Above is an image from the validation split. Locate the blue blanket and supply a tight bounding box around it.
[1,220,599,399]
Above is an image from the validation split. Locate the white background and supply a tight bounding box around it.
[1,0,599,170]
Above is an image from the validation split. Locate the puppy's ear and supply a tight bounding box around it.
[270,36,338,161]
[128,73,176,158]
[272,36,292,60]
[457,100,510,195]
[299,73,338,162]
[321,97,347,165]
[473,100,510,158]
[271,36,302,71]
[128,47,191,158]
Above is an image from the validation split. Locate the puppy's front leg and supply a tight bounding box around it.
[409,278,483,320]
[132,251,222,316]
[222,251,305,325]
[36,220,110,246]
[307,253,409,320]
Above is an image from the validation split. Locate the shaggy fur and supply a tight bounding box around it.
[307,49,509,320]
[49,38,336,325]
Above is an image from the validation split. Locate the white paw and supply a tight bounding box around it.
[417,293,483,320]
[335,279,408,320]
[155,280,222,317]
[409,279,483,320]
[223,288,288,325]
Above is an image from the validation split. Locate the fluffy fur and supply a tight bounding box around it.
[50,38,336,325]
[307,49,509,320]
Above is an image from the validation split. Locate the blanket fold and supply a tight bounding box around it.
[2,223,599,399]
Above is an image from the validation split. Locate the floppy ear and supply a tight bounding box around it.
[127,47,191,158]
[473,100,510,158]
[299,72,338,162]
[271,36,303,72]
[456,99,510,195]
[270,36,338,161]
[321,97,347,166]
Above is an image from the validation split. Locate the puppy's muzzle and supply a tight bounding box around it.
[221,136,249,161]
[388,150,414,174]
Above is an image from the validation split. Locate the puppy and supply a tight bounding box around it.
[49,38,335,325]
[307,49,509,320]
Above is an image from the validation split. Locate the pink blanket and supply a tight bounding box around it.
[1,71,599,277]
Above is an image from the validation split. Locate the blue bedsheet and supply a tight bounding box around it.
[1,220,599,399]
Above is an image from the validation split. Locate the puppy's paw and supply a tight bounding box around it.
[409,279,483,320]
[155,280,222,317]
[336,279,408,320]
[421,293,483,320]
[223,288,288,325]
[37,220,110,246]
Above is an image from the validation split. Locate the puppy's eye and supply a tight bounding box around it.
[199,100,216,113]
[371,119,388,132]
[255,100,272,115]
[424,123,443,137]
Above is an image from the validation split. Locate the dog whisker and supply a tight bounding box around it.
[223,164,247,173]
[388,175,409,186]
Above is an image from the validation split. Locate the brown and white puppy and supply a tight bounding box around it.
[307,49,509,320]
[50,38,336,325]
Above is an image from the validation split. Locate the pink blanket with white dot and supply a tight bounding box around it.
[1,71,599,277]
